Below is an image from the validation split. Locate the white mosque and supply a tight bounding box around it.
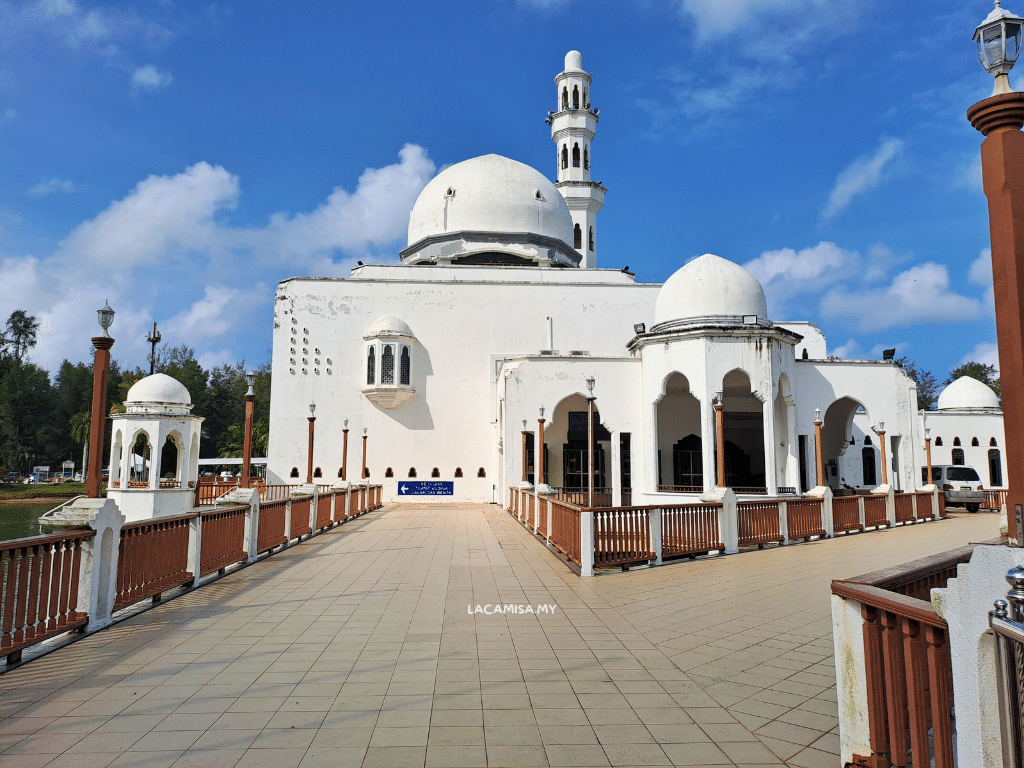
[264,50,1006,505]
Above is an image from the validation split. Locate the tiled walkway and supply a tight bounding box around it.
[0,503,996,768]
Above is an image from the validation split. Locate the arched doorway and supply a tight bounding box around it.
[821,397,870,490]
[719,370,766,492]
[656,373,703,492]
[547,393,611,499]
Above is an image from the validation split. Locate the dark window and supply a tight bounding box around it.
[991,437,999,446]
[381,345,394,384]
[561,87,568,109]
[990,449,1003,486]
[572,85,579,109]
[561,145,568,169]
[953,437,961,446]
[408,467,417,478]
[952,448,965,465]
[364,467,370,478]
[431,467,440,478]
[588,227,594,251]
[400,346,410,385]
[385,467,393,478]
[289,467,299,478]
[583,146,589,170]
[313,467,322,478]
[455,467,463,478]
[572,143,580,167]
[971,437,980,446]
[948,465,979,481]
[366,346,375,385]
[673,434,703,489]
[338,467,344,477]
[477,467,486,477]
[935,437,943,446]
[862,447,876,486]
[574,224,582,249]
[864,435,872,445]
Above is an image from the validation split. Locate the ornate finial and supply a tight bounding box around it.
[994,598,1010,618]
[1006,565,1024,591]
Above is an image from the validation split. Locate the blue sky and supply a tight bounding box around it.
[0,0,1008,383]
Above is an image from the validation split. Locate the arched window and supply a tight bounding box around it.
[477,467,487,477]
[583,88,588,107]
[290,467,299,478]
[864,435,872,446]
[408,467,417,478]
[561,87,568,109]
[561,145,568,169]
[583,146,589,170]
[338,467,344,478]
[431,468,440,478]
[572,85,579,109]
[313,467,322,478]
[990,449,1003,486]
[574,224,582,249]
[381,345,394,384]
[454,467,463,478]
[953,437,961,446]
[364,467,371,478]
[366,346,375,385]
[971,437,980,446]
[991,437,999,446]
[588,227,594,251]
[385,467,394,478]
[572,143,580,167]
[935,437,943,446]
[952,448,965,465]
[400,346,410,386]
[862,447,877,486]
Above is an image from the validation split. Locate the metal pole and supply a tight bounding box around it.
[878,430,888,486]
[714,401,725,488]
[361,432,367,480]
[587,396,595,509]
[86,337,114,498]
[926,437,933,486]
[521,430,528,483]
[538,417,546,487]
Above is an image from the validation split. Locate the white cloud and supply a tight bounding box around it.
[962,342,1000,371]
[164,285,268,342]
[968,248,995,311]
[131,64,172,92]
[829,339,862,359]
[744,241,852,317]
[822,137,904,221]
[822,262,982,332]
[28,178,75,197]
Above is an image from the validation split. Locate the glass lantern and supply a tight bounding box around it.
[975,1,1024,94]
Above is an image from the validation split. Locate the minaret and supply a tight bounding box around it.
[548,50,605,269]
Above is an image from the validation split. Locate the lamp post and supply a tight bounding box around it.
[714,390,725,488]
[361,427,368,480]
[537,406,548,492]
[241,370,256,488]
[306,403,316,484]
[342,418,349,481]
[586,376,596,509]
[875,421,888,487]
[86,301,115,498]
[813,407,824,489]
[968,0,1024,543]
[925,426,934,488]
[521,418,530,487]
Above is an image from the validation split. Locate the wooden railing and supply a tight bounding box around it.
[316,494,332,530]
[830,547,977,768]
[593,507,653,567]
[551,487,613,507]
[984,489,1008,510]
[737,500,782,547]
[114,515,194,612]
[198,506,247,577]
[537,495,549,538]
[194,477,239,506]
[894,493,915,524]
[259,484,293,502]
[549,499,582,564]
[833,496,863,533]
[657,485,703,494]
[864,494,889,528]
[256,499,287,553]
[786,498,825,540]
[289,496,312,539]
[1,531,93,664]
[661,503,723,558]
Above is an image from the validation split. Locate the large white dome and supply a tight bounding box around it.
[126,373,191,406]
[407,155,573,248]
[936,376,1000,410]
[653,254,769,329]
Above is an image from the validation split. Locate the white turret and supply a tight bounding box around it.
[549,50,605,268]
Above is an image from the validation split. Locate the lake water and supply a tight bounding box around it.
[0,501,60,542]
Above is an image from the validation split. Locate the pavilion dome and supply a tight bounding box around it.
[126,373,191,406]
[936,376,1000,410]
[407,155,574,248]
[653,254,770,329]
[364,315,415,339]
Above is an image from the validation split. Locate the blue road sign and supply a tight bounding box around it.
[398,481,454,496]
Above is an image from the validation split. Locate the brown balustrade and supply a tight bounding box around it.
[661,503,723,558]
[528,493,535,526]
[198,506,247,577]
[537,496,549,538]
[594,507,653,567]
[259,484,294,502]
[984,489,1008,510]
[316,494,332,530]
[864,494,889,528]
[657,485,703,494]
[194,477,242,506]
[289,497,312,539]
[894,493,916,524]
[833,496,864,533]
[332,491,346,523]
[785,498,825,540]
[552,487,613,507]
[256,499,287,553]
[549,499,582,564]
[1,531,93,665]
[114,515,194,611]
[938,493,946,517]
[737,500,783,547]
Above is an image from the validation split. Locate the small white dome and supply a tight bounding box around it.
[365,315,414,339]
[564,50,584,71]
[936,376,1000,410]
[407,155,573,248]
[654,254,769,328]
[126,373,191,406]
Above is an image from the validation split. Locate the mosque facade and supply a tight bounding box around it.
[265,51,1005,504]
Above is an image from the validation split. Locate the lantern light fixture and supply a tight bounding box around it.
[344,418,348,429]
[925,427,931,439]
[814,407,821,423]
[975,0,1024,94]
[586,376,595,394]
[97,300,115,336]
[309,402,316,416]
[244,370,255,396]
[522,419,528,431]
[539,405,545,419]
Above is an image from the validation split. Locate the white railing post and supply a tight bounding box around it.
[858,496,866,529]
[932,486,941,520]
[309,487,318,534]
[580,509,595,577]
[650,507,662,566]
[779,500,789,545]
[885,486,896,527]
[715,488,739,554]
[246,495,260,561]
[283,498,292,544]
[546,501,553,544]
[187,512,202,578]
[831,593,872,764]
[822,486,834,538]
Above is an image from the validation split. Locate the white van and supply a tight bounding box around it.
[921,465,985,512]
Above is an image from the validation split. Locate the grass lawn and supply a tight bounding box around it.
[0,482,104,501]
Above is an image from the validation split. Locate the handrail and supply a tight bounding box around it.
[38,495,86,523]
[830,581,947,628]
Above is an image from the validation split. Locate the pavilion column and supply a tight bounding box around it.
[537,417,547,489]
[714,399,725,488]
[878,430,888,487]
[341,427,349,481]
[306,416,316,484]
[86,337,114,498]
[241,392,255,489]
[925,436,933,486]
[813,418,824,488]
[610,431,622,507]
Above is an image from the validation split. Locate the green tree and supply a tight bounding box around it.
[1,310,41,363]
[894,356,938,410]
[944,361,1001,399]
